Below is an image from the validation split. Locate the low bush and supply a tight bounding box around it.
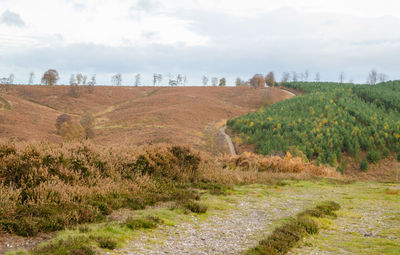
[32,237,95,255]
[97,236,117,250]
[184,200,208,214]
[124,216,162,230]
[247,201,340,255]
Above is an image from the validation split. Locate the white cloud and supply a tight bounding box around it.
[0,0,400,84]
[0,10,26,27]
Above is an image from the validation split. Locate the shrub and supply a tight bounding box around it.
[97,236,117,250]
[184,200,208,214]
[366,150,381,164]
[124,216,161,230]
[360,158,368,171]
[0,141,211,236]
[397,152,400,162]
[296,216,318,235]
[32,237,95,255]
[0,217,38,237]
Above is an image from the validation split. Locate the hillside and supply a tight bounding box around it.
[0,85,291,151]
[228,82,400,172]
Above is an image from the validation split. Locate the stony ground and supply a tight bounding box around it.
[112,181,400,255]
[114,192,309,255]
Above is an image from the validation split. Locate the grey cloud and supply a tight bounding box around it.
[2,8,400,84]
[0,10,26,27]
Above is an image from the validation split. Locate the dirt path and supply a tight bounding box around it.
[115,187,314,255]
[219,126,237,156]
[219,88,296,157]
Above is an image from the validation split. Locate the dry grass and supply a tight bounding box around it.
[0,140,210,236]
[216,151,340,179]
[0,86,287,150]
[0,139,340,237]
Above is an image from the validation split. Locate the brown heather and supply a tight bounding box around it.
[0,140,338,237]
[216,151,340,178]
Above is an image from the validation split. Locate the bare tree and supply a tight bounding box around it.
[153,73,158,86]
[177,74,183,86]
[304,70,309,81]
[28,72,34,85]
[70,83,80,98]
[76,73,83,85]
[157,74,163,86]
[111,74,122,86]
[134,74,141,87]
[87,74,96,93]
[315,72,321,82]
[265,72,275,87]
[0,77,10,93]
[367,69,377,85]
[378,73,388,83]
[41,69,59,86]
[211,77,218,86]
[281,72,290,83]
[82,75,87,85]
[339,72,345,84]
[90,74,96,85]
[183,75,187,86]
[250,74,265,88]
[69,74,76,85]
[219,77,226,86]
[80,111,95,139]
[202,76,209,86]
[235,77,245,86]
[8,74,14,85]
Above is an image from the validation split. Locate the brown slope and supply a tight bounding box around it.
[1,86,291,151]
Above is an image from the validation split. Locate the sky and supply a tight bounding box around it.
[0,0,400,85]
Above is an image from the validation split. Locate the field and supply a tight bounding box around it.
[1,84,399,255]
[0,85,290,151]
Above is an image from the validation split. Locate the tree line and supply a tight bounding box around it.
[0,68,390,89]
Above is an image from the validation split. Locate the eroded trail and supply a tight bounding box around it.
[115,186,315,255]
[219,126,237,157]
[113,180,400,255]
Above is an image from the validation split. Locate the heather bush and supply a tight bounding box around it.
[124,216,162,230]
[184,200,208,214]
[247,201,340,255]
[0,141,208,236]
[32,237,95,255]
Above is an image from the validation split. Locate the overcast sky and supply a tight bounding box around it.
[1,0,400,85]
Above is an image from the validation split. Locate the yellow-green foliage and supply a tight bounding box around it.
[228,82,400,166]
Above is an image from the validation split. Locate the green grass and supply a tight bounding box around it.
[6,180,400,255]
[246,201,340,255]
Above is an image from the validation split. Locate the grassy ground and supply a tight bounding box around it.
[5,179,399,254]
